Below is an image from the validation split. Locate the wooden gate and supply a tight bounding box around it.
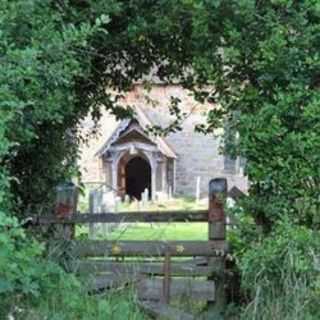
[34,178,229,320]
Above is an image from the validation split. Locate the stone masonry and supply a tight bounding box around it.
[78,84,248,198]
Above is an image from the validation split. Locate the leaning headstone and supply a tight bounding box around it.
[227,186,245,202]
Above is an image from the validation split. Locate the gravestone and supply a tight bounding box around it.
[89,189,118,239]
[142,188,149,207]
[124,194,130,204]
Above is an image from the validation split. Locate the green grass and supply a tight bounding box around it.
[105,222,208,241]
[77,220,208,241]
[19,288,148,320]
[76,196,209,241]
[74,195,209,319]
[117,196,207,212]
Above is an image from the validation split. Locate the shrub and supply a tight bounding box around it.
[238,219,320,320]
[0,210,147,320]
[0,211,44,315]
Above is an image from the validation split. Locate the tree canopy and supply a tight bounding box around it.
[2,1,320,318]
[2,0,320,228]
[0,0,194,215]
[185,0,320,229]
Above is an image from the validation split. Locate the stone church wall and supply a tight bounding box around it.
[78,84,248,197]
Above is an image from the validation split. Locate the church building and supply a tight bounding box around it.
[79,84,247,200]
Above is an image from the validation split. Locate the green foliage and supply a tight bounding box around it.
[241,220,320,290]
[238,220,320,319]
[187,3,320,315]
[0,1,193,317]
[185,0,320,227]
[0,0,194,215]
[2,0,320,318]
[0,0,95,213]
[27,288,147,320]
[0,212,43,298]
[0,210,146,319]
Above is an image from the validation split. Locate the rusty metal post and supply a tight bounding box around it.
[208,178,227,319]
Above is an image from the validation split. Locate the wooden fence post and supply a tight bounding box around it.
[208,178,227,319]
[55,182,78,240]
[51,182,78,271]
[161,249,171,304]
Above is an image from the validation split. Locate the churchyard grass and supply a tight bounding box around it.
[76,196,208,241]
[105,222,208,241]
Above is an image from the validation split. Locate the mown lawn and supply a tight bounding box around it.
[107,222,208,241]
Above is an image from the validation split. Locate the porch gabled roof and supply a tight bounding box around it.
[95,106,177,159]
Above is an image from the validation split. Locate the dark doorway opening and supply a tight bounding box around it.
[125,157,151,200]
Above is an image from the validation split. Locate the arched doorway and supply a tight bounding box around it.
[125,156,151,200]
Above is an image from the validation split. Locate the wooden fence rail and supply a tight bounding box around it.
[71,240,228,258]
[74,259,218,277]
[32,210,208,224]
[38,178,229,320]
